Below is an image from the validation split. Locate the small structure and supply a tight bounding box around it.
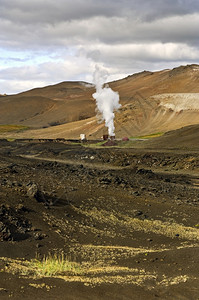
[103,134,109,140]
[110,136,115,141]
[80,134,86,141]
[122,137,129,141]
[102,140,117,147]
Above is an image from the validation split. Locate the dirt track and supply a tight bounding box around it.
[0,139,199,299]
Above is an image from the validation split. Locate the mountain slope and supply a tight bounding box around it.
[110,64,199,101]
[139,124,199,150]
[0,82,96,127]
[1,64,199,138]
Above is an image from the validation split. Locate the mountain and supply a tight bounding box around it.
[1,64,199,139]
[0,81,96,128]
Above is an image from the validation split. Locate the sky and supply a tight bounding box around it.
[0,0,199,94]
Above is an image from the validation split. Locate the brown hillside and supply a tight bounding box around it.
[139,124,199,150]
[0,82,96,127]
[0,64,199,138]
[111,64,199,101]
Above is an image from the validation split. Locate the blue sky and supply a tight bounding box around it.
[0,0,199,94]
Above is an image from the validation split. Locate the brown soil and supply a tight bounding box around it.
[142,124,199,150]
[0,138,199,299]
[0,82,96,128]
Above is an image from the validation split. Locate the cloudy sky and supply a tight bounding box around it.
[0,0,199,94]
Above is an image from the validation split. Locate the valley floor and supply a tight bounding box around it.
[0,139,199,299]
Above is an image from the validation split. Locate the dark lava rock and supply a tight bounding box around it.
[33,232,43,240]
[114,177,122,185]
[33,232,47,240]
[132,191,140,196]
[0,205,6,216]
[97,177,112,185]
[132,210,143,217]
[0,204,31,242]
[15,204,28,213]
[26,182,38,198]
[136,168,154,178]
[26,182,45,203]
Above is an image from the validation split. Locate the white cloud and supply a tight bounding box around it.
[0,55,96,94]
[0,0,199,93]
[82,42,199,68]
[2,41,198,94]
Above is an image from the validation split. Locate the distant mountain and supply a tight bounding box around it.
[0,81,96,128]
[1,64,199,139]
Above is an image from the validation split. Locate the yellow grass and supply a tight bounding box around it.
[134,132,164,139]
[83,141,106,148]
[2,253,81,277]
[0,125,29,133]
[1,255,192,288]
[77,207,199,241]
[30,253,82,276]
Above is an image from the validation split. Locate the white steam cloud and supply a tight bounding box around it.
[92,65,121,136]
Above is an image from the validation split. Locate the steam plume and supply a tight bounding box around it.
[92,65,121,136]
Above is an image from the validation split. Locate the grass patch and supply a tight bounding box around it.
[0,125,29,133]
[3,253,82,278]
[30,253,82,276]
[2,255,158,286]
[78,207,199,241]
[83,141,106,148]
[0,253,191,287]
[133,132,164,139]
[84,132,164,149]
[85,140,145,149]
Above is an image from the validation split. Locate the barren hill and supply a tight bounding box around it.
[0,82,96,128]
[137,124,199,150]
[1,64,199,138]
